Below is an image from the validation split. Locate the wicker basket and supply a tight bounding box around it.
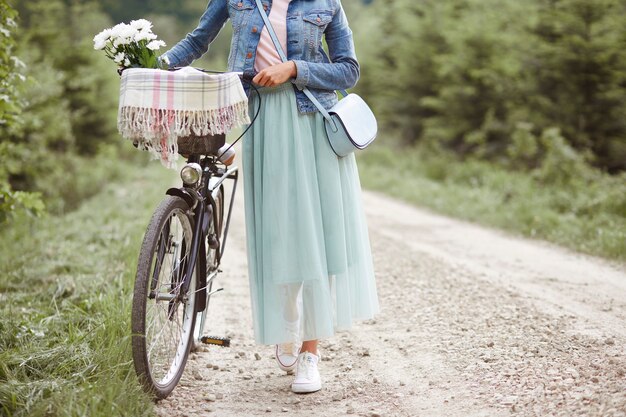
[176,133,226,156]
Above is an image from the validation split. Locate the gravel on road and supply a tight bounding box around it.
[156,188,626,417]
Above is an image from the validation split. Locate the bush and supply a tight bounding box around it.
[0,1,45,222]
[1,0,125,219]
[356,0,626,172]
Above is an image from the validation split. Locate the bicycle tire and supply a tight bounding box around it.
[192,185,224,348]
[132,196,197,399]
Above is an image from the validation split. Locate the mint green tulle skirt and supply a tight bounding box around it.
[242,83,379,345]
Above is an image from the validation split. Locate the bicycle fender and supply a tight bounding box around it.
[166,188,195,209]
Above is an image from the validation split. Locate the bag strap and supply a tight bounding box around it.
[253,0,342,130]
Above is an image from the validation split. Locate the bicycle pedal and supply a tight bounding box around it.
[201,336,231,347]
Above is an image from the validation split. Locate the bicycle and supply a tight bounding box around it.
[130,70,259,399]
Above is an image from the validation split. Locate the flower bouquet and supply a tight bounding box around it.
[96,20,250,168]
[93,19,168,69]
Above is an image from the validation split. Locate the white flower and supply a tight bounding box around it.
[93,28,111,50]
[93,39,107,50]
[109,23,127,38]
[146,40,166,51]
[113,36,130,48]
[134,31,157,42]
[95,19,167,69]
[120,25,137,40]
[114,52,126,64]
[130,19,153,32]
[110,23,136,46]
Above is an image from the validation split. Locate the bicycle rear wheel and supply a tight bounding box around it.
[132,196,197,399]
[193,186,224,347]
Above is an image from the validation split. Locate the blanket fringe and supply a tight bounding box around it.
[117,101,250,169]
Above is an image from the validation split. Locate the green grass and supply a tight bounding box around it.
[0,159,177,417]
[357,144,626,262]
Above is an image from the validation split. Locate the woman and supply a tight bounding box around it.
[162,0,379,393]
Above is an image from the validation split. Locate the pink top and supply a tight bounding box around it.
[254,0,291,72]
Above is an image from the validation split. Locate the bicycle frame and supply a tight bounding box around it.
[209,164,239,261]
[165,154,239,312]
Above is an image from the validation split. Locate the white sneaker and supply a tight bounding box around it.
[291,351,322,393]
[275,343,300,373]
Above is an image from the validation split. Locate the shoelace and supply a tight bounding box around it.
[296,353,316,379]
[278,343,298,357]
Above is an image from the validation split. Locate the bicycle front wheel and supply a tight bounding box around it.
[132,196,197,399]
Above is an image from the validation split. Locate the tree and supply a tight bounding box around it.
[2,0,121,214]
[528,0,626,171]
[358,0,530,158]
[430,1,535,157]
[16,0,119,155]
[0,0,44,221]
[356,0,449,144]
[356,0,626,172]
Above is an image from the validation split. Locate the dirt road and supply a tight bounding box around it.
[157,180,626,417]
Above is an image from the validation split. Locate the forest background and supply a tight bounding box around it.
[0,0,625,416]
[2,0,626,258]
[1,0,625,259]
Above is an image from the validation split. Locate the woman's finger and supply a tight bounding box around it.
[262,72,273,86]
[253,67,288,87]
[253,70,267,85]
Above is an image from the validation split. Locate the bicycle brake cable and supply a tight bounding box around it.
[215,79,261,162]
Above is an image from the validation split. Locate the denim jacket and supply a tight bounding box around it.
[163,0,359,113]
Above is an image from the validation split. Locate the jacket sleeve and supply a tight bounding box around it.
[162,0,229,68]
[292,2,360,91]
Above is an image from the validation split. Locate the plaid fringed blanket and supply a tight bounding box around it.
[118,67,250,168]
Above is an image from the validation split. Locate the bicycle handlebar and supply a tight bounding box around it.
[117,66,258,83]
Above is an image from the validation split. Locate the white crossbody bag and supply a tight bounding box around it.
[254,0,377,157]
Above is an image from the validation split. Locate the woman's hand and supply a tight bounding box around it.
[253,61,297,87]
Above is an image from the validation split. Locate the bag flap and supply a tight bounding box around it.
[328,94,377,148]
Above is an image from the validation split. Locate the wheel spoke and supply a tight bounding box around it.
[134,201,197,393]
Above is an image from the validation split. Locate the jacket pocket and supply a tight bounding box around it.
[302,10,333,56]
[229,0,255,31]
[303,10,333,27]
